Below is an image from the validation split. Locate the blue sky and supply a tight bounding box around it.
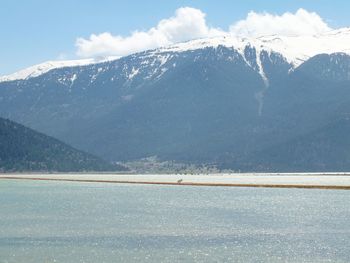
[1,0,349,75]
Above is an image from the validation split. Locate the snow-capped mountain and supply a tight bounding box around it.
[1,29,350,172]
[1,27,350,83]
[0,56,120,82]
[159,27,350,67]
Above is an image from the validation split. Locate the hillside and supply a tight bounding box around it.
[0,118,123,172]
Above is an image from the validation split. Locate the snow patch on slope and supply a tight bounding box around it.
[254,48,269,116]
[128,67,139,80]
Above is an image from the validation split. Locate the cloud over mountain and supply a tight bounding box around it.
[76,7,332,58]
[76,7,223,58]
[229,9,331,37]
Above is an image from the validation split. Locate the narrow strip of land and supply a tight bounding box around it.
[1,173,350,190]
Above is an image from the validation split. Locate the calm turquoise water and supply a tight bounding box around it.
[0,180,349,263]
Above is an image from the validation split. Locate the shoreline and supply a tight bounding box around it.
[1,176,350,190]
[1,173,350,190]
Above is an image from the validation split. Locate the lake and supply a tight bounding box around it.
[0,179,349,262]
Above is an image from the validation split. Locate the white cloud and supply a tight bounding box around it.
[75,7,332,58]
[76,7,223,58]
[229,8,331,37]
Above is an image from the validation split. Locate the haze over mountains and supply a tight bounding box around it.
[1,29,350,172]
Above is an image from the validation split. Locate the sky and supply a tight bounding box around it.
[1,0,350,75]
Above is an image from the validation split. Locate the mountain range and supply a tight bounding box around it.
[1,28,350,172]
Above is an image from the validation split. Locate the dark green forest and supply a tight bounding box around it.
[0,117,124,172]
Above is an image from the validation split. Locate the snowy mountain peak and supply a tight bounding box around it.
[1,28,350,83]
[158,27,350,68]
[0,56,120,83]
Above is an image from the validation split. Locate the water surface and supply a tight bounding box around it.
[0,179,349,262]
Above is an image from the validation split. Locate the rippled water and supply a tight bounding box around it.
[0,179,349,262]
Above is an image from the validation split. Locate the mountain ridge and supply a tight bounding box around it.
[1,27,350,83]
